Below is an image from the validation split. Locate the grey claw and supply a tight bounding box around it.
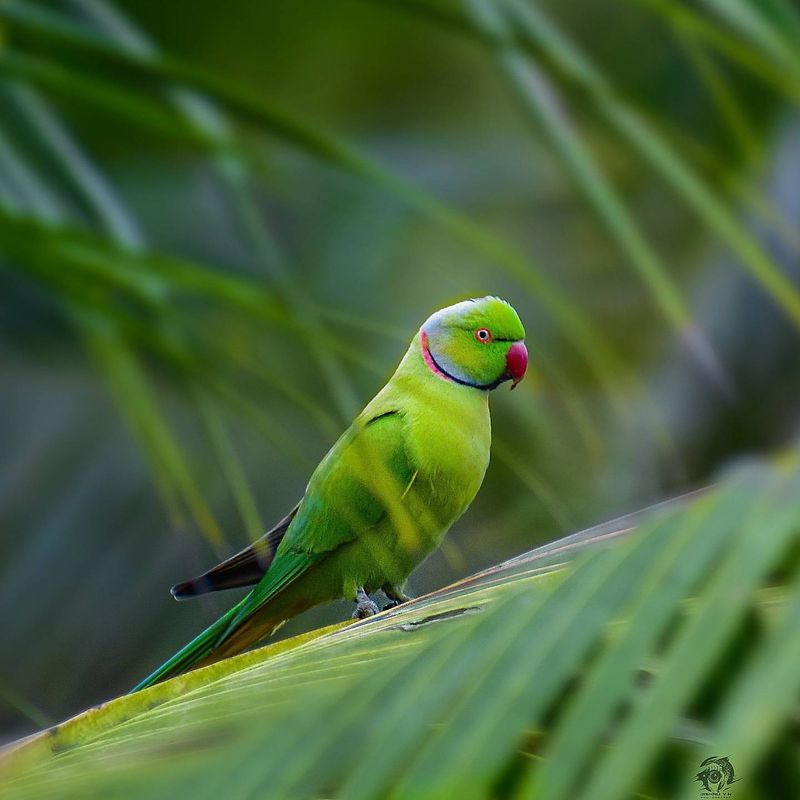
[382,584,413,607]
[352,600,379,619]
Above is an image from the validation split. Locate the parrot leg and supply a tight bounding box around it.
[352,587,380,619]
[382,584,413,610]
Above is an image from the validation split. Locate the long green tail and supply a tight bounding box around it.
[132,552,312,692]
[130,596,247,693]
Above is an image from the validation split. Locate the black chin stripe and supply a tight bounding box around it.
[426,345,506,391]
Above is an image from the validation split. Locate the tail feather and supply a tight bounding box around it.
[130,597,247,693]
[132,552,315,693]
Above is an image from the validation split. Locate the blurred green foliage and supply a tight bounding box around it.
[1,0,799,770]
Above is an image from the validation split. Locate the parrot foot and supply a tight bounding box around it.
[382,584,413,610]
[352,587,379,619]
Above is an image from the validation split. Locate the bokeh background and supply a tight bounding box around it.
[2,0,800,742]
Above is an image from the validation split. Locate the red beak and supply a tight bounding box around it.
[506,342,528,389]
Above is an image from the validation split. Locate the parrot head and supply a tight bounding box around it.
[420,297,527,390]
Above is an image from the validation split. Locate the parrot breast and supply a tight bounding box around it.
[369,342,493,537]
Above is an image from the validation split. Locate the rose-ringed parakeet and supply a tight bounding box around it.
[132,297,527,691]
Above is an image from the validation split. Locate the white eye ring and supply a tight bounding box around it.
[475,328,492,343]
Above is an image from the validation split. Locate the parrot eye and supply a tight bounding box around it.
[474,327,493,343]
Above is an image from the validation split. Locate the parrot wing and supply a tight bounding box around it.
[169,503,301,600]
[222,409,417,631]
[132,410,416,692]
[132,410,416,691]
[278,409,416,555]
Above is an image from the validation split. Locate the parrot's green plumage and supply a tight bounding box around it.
[132,297,527,692]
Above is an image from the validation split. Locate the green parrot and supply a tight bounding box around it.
[132,296,527,691]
